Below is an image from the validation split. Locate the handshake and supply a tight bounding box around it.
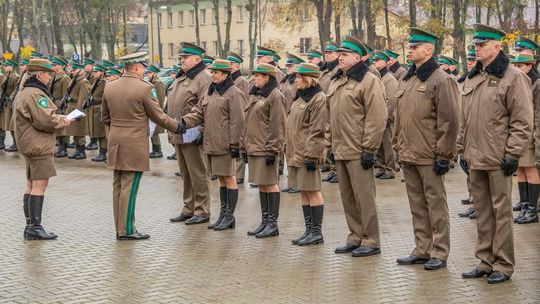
[175,119,203,145]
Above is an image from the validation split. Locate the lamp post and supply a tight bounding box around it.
[157,5,167,68]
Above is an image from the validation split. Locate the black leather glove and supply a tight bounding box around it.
[501,157,518,176]
[459,155,469,176]
[265,154,276,166]
[194,134,203,145]
[361,152,375,170]
[242,151,248,163]
[230,147,240,159]
[433,158,450,176]
[176,119,187,134]
[304,159,317,172]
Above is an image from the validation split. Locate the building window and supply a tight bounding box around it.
[236,6,243,22]
[299,37,312,54]
[201,41,207,52]
[178,11,184,27]
[168,43,174,58]
[200,9,207,25]
[238,40,244,56]
[301,7,309,21]
[167,12,173,27]
[157,13,162,28]
[213,41,220,57]
[189,10,195,26]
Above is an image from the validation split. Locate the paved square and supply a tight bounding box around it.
[1,138,539,303]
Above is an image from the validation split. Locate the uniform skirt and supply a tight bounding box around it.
[206,154,235,176]
[287,166,322,191]
[24,156,57,180]
[248,155,279,185]
[518,148,536,167]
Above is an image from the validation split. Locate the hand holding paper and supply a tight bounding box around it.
[66,109,86,121]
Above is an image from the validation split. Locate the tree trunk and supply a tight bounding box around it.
[334,12,341,44]
[194,0,200,45]
[475,0,481,23]
[536,0,539,56]
[51,0,64,55]
[409,0,416,27]
[123,9,127,48]
[349,0,358,37]
[223,0,232,54]
[213,0,223,57]
[383,0,391,47]
[248,0,258,69]
[364,0,375,46]
[310,0,332,49]
[358,0,364,39]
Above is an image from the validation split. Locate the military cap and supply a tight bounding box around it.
[256,46,277,57]
[273,53,281,63]
[511,53,536,65]
[295,62,320,78]
[30,51,43,58]
[208,59,233,72]
[383,49,400,59]
[83,58,95,65]
[373,50,390,62]
[106,68,122,76]
[226,51,243,64]
[338,35,367,56]
[362,43,374,56]
[93,63,106,73]
[70,61,85,70]
[119,51,148,66]
[102,60,115,68]
[514,36,538,51]
[27,58,54,73]
[202,54,215,65]
[116,63,125,69]
[179,42,205,56]
[408,27,439,47]
[466,49,476,60]
[286,53,305,65]
[438,55,457,66]
[324,42,339,52]
[471,24,506,44]
[21,58,29,65]
[251,63,277,78]
[3,59,18,68]
[146,64,160,73]
[52,56,68,66]
[307,49,323,59]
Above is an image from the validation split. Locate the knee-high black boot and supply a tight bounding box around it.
[256,192,280,238]
[208,187,227,229]
[215,188,238,230]
[26,195,57,240]
[248,192,269,235]
[298,205,324,246]
[23,194,30,239]
[291,205,311,245]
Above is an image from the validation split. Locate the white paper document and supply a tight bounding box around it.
[149,120,157,137]
[183,127,201,143]
[66,109,86,120]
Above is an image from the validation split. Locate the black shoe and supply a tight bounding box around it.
[249,183,258,188]
[91,148,107,162]
[396,255,429,265]
[85,140,99,150]
[461,198,472,205]
[67,142,76,149]
[514,202,529,223]
[288,187,300,193]
[169,214,192,222]
[378,173,395,180]
[513,201,524,211]
[329,175,339,183]
[209,187,227,229]
[281,187,293,192]
[117,232,150,240]
[25,195,57,240]
[334,243,359,254]
[351,246,381,257]
[469,210,477,219]
[0,135,5,150]
[322,172,336,182]
[424,258,446,270]
[517,183,539,224]
[292,205,312,245]
[185,215,210,225]
[255,192,280,238]
[54,142,68,158]
[297,205,323,246]
[74,145,86,160]
[5,143,18,152]
[23,194,30,239]
[461,267,491,278]
[236,178,244,184]
[458,207,476,218]
[149,149,163,158]
[248,192,269,236]
[167,152,177,160]
[375,171,385,178]
[214,189,238,231]
[487,271,509,284]
[68,144,82,159]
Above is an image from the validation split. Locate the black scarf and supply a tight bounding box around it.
[176,61,207,79]
[403,57,440,82]
[457,71,469,83]
[528,68,539,85]
[321,59,338,72]
[389,61,401,73]
[468,51,509,79]
[294,85,322,102]
[208,76,234,96]
[231,70,242,82]
[331,60,369,83]
[281,73,296,84]
[24,76,52,98]
[379,67,389,78]
[249,77,278,97]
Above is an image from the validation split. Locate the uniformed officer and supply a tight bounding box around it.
[1,59,21,152]
[226,52,249,185]
[202,54,215,66]
[167,42,213,225]
[83,57,95,81]
[86,63,108,162]
[458,24,533,283]
[1,58,28,151]
[394,28,459,270]
[146,64,166,159]
[361,42,382,79]
[255,46,285,83]
[180,59,246,231]
[513,36,540,75]
[50,56,72,158]
[385,49,407,80]
[329,36,387,257]
[101,52,182,240]
[65,61,91,160]
[438,55,459,77]
[13,58,73,240]
[306,49,324,68]
[372,50,398,180]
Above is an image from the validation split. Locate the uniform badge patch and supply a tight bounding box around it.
[150,88,158,100]
[37,97,49,108]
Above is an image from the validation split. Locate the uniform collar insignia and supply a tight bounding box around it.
[403,57,439,82]
[468,51,509,79]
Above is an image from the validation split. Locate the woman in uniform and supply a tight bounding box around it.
[14,59,73,240]
[286,63,327,246]
[180,60,246,230]
[245,63,287,238]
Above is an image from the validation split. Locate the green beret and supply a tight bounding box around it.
[146,64,160,73]
[3,59,18,68]
[471,23,506,44]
